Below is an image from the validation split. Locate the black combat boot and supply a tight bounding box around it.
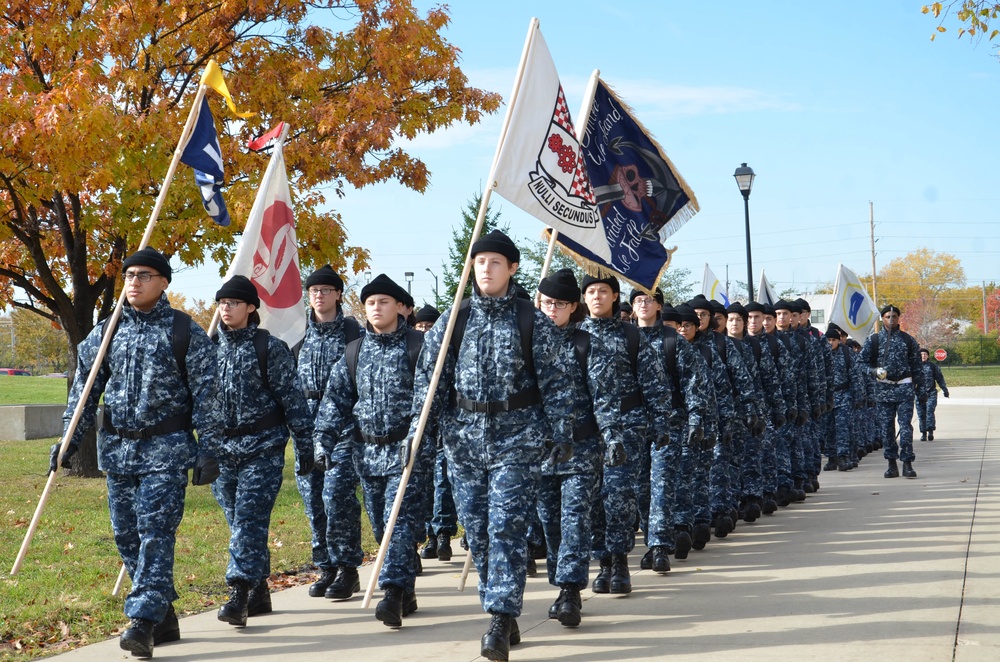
[803,477,816,493]
[609,554,631,594]
[744,498,762,523]
[218,581,250,627]
[640,548,653,570]
[402,590,418,617]
[548,586,567,618]
[557,585,582,627]
[692,522,711,550]
[838,456,853,471]
[792,478,806,501]
[375,585,404,628]
[419,535,438,559]
[775,485,792,507]
[120,618,156,658]
[928,430,934,441]
[153,603,180,645]
[823,456,839,471]
[902,461,917,478]
[308,568,336,597]
[437,533,453,561]
[526,556,537,577]
[325,566,360,600]
[652,546,671,573]
[592,556,612,593]
[712,513,733,539]
[920,432,927,441]
[481,612,519,661]
[885,459,899,478]
[674,528,692,559]
[247,578,272,617]
[761,494,777,515]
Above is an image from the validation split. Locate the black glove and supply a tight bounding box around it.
[547,442,574,465]
[786,408,798,424]
[811,405,822,421]
[686,425,704,448]
[943,390,950,398]
[653,432,670,450]
[399,438,413,468]
[191,453,220,485]
[313,449,328,473]
[48,443,78,475]
[772,413,786,429]
[797,409,809,425]
[296,453,315,476]
[605,441,626,468]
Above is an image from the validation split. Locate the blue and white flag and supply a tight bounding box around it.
[757,269,779,305]
[180,96,230,226]
[702,263,729,306]
[828,263,877,342]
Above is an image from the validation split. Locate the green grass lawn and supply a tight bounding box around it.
[940,365,1000,387]
[0,439,379,659]
[0,377,68,406]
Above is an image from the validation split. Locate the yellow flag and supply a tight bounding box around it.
[200,60,254,118]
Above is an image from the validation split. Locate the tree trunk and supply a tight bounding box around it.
[63,346,104,479]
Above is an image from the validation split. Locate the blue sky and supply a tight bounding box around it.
[173,1,1000,307]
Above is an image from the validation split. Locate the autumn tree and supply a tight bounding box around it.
[923,2,1000,45]
[900,296,959,349]
[166,292,215,332]
[875,248,966,310]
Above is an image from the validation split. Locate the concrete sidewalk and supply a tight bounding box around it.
[52,386,1000,661]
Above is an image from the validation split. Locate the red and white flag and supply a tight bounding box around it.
[226,126,306,346]
[490,22,611,263]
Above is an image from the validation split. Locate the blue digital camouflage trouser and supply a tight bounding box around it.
[790,422,807,482]
[710,435,734,516]
[759,424,778,496]
[591,426,645,559]
[637,437,652,547]
[107,470,187,623]
[741,424,764,500]
[212,449,284,584]
[917,391,938,433]
[537,470,599,589]
[674,441,713,528]
[362,472,423,592]
[879,397,916,462]
[774,423,795,490]
[449,461,539,617]
[833,406,853,459]
[295,469,329,568]
[428,449,458,538]
[322,460,364,568]
[647,429,682,551]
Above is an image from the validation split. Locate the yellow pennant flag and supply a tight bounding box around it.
[201,60,254,118]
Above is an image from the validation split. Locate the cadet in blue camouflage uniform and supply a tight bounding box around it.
[535,269,623,628]
[633,290,707,571]
[53,248,225,658]
[583,275,671,594]
[796,299,835,490]
[860,305,924,479]
[210,276,315,627]
[917,348,949,440]
[824,325,860,471]
[313,274,427,627]
[772,300,813,503]
[296,265,365,600]
[408,230,574,661]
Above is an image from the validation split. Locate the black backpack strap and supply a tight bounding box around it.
[290,337,304,364]
[449,299,473,357]
[622,322,640,376]
[747,335,762,364]
[253,328,271,392]
[572,329,590,384]
[171,311,191,386]
[405,329,424,374]
[450,298,535,376]
[343,316,361,344]
[698,342,713,368]
[869,333,879,369]
[662,328,682,409]
[345,336,363,392]
[714,332,728,364]
[765,333,780,362]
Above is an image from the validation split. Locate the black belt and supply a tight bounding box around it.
[573,414,599,442]
[102,412,191,440]
[223,409,285,437]
[621,392,644,413]
[304,389,324,400]
[452,386,541,414]
[360,425,409,445]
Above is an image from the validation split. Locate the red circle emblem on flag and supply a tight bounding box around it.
[251,200,302,309]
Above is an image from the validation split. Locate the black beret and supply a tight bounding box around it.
[470,229,520,264]
[744,301,765,314]
[727,302,747,318]
[794,298,811,312]
[360,273,408,304]
[581,273,620,295]
[824,327,841,340]
[709,300,727,315]
[305,265,344,291]
[216,275,260,308]
[661,303,681,323]
[827,322,845,337]
[687,294,713,311]
[629,287,664,305]
[674,303,700,325]
[123,247,172,283]
[880,304,901,316]
[773,299,794,312]
[400,289,415,309]
[538,268,581,303]
[762,303,776,317]
[619,301,633,313]
[512,279,532,301]
[920,347,930,354]
[415,304,440,324]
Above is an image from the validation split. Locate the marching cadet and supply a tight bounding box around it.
[917,348,949,441]
[582,275,671,593]
[795,299,834,490]
[824,325,861,472]
[313,274,427,627]
[772,300,814,503]
[535,269,623,628]
[631,288,708,571]
[672,304,724,555]
[296,265,365,600]
[53,247,226,658]
[210,276,315,627]
[408,230,574,661]
[860,305,925,478]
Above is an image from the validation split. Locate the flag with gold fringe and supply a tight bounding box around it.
[547,78,699,291]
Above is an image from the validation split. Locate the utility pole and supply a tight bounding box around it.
[870,201,879,332]
[983,281,988,334]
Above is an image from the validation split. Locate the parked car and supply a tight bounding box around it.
[0,368,31,376]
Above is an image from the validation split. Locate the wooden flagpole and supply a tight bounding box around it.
[10,81,212,578]
[361,18,541,608]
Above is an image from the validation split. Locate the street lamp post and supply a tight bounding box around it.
[733,162,756,302]
[425,268,438,303]
[404,271,414,295]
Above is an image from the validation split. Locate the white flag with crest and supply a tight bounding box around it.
[701,263,729,306]
[828,263,877,343]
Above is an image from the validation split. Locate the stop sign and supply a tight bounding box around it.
[934,348,947,361]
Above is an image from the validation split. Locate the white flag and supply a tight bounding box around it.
[828,263,877,343]
[757,270,779,305]
[490,22,611,262]
[225,139,306,347]
[701,263,729,306]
